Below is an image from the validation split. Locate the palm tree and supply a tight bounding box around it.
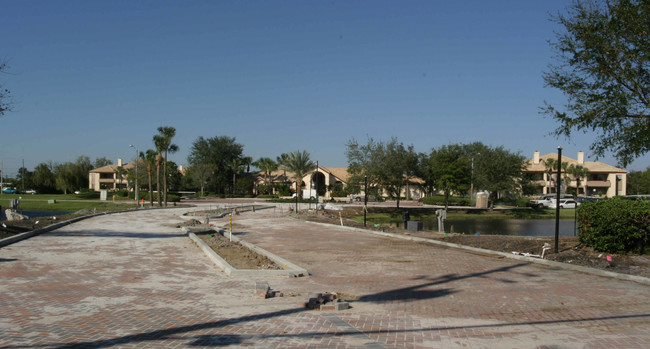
[155,152,163,206]
[253,157,278,189]
[568,164,590,196]
[543,158,558,194]
[561,162,571,193]
[230,157,245,194]
[140,150,158,206]
[153,126,178,206]
[114,166,127,190]
[277,150,316,201]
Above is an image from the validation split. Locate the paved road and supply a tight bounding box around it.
[1,206,648,348]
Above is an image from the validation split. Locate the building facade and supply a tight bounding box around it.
[88,158,135,191]
[523,151,627,198]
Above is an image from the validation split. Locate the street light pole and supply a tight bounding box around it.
[554,146,562,253]
[364,175,368,227]
[315,160,319,211]
[130,145,139,202]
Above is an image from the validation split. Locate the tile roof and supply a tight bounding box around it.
[89,162,136,173]
[524,153,626,173]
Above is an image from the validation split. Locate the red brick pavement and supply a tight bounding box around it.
[0,207,649,348]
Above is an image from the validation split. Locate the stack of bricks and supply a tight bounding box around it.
[253,282,283,299]
[302,292,350,311]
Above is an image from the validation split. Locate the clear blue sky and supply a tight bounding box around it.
[2,0,648,177]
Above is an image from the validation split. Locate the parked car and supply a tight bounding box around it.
[529,194,573,208]
[548,199,579,209]
[21,189,37,194]
[2,187,18,194]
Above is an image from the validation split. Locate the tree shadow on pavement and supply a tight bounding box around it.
[357,262,527,303]
[16,262,544,349]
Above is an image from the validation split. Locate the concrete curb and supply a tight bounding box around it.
[303,220,650,286]
[0,207,165,248]
[183,227,308,277]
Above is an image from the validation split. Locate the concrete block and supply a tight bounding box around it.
[254,282,270,298]
[320,304,336,311]
[335,301,350,311]
[407,221,423,231]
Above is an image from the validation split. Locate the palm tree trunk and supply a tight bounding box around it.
[163,150,167,206]
[147,165,153,207]
[156,162,161,207]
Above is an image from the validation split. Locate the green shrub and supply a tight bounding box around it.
[115,190,129,197]
[578,197,650,254]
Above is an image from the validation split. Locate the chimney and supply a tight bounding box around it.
[117,158,123,166]
[533,151,540,165]
[577,151,584,164]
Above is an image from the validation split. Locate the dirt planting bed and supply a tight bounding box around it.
[192,229,281,270]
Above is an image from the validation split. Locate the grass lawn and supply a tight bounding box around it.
[0,193,136,213]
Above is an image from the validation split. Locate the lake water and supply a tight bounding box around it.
[390,219,578,237]
[0,210,70,220]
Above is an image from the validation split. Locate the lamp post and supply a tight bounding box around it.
[554,146,562,253]
[129,145,139,202]
[315,160,319,211]
[364,175,368,227]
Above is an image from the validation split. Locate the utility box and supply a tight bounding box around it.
[100,190,108,201]
[407,221,423,231]
[476,191,489,209]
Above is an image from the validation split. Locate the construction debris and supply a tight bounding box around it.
[254,282,283,299]
[301,292,350,311]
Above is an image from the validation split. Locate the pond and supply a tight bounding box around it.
[0,210,71,220]
[388,218,579,237]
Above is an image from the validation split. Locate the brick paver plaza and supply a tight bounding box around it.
[1,205,649,348]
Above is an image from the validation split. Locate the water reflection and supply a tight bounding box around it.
[389,219,577,236]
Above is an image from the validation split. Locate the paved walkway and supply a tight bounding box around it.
[1,206,649,348]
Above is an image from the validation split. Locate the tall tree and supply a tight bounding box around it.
[427,144,470,209]
[15,167,34,191]
[253,157,278,186]
[140,150,158,206]
[230,157,246,194]
[188,136,244,194]
[155,152,163,206]
[0,60,11,117]
[277,150,316,200]
[568,164,590,196]
[626,166,650,195]
[74,156,94,189]
[32,162,56,193]
[543,158,559,194]
[93,157,113,168]
[54,163,76,194]
[346,137,418,208]
[463,143,527,200]
[187,163,213,197]
[153,126,178,206]
[542,0,650,166]
[114,166,127,190]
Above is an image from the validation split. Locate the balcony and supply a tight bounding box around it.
[587,180,611,188]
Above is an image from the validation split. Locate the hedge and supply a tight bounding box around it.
[578,197,650,254]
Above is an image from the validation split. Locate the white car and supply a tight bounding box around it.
[548,199,579,209]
